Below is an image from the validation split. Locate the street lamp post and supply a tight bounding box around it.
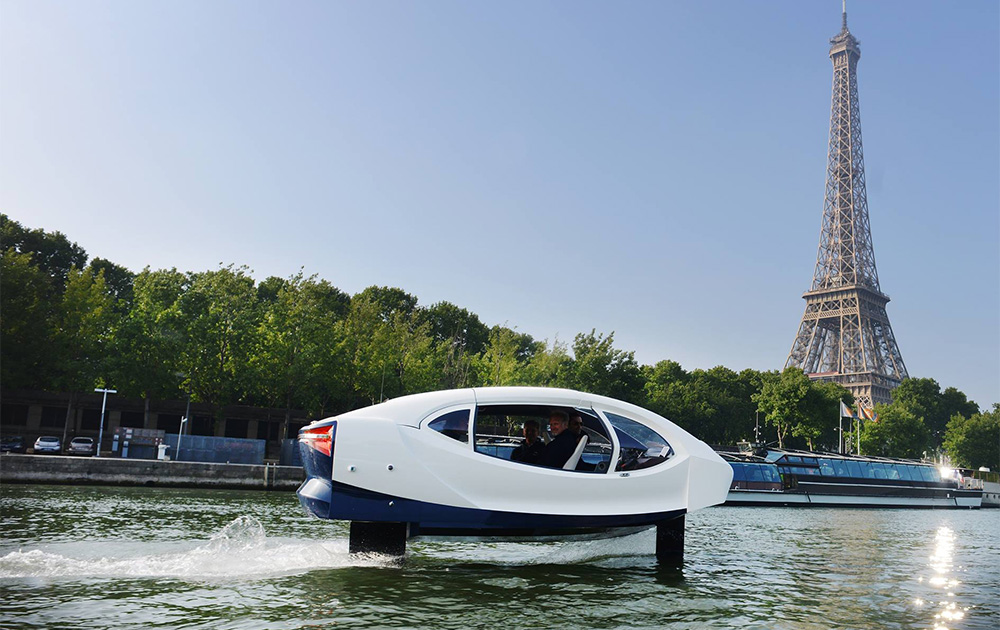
[94,388,117,457]
[177,394,191,462]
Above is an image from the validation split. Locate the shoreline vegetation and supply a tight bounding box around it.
[2,213,997,469]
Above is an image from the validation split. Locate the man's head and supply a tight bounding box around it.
[548,411,568,436]
[523,419,540,443]
[569,414,583,436]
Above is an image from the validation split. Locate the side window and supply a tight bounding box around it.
[603,411,674,472]
[428,410,471,443]
[472,405,612,473]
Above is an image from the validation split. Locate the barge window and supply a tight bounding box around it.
[731,463,747,482]
[845,460,863,478]
[818,459,836,476]
[764,466,781,482]
[885,465,901,480]
[917,467,939,482]
[832,460,849,477]
[896,465,913,481]
[872,463,888,479]
[860,462,876,479]
[747,465,764,482]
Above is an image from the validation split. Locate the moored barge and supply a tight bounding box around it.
[720,448,983,509]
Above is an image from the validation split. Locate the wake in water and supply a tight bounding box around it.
[0,515,392,580]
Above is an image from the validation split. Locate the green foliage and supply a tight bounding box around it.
[474,326,527,387]
[52,265,116,392]
[565,330,645,404]
[892,377,980,446]
[109,268,187,400]
[943,404,1000,470]
[0,250,58,389]
[753,368,810,448]
[1,214,87,288]
[2,215,989,457]
[644,362,767,445]
[176,265,261,421]
[860,404,931,459]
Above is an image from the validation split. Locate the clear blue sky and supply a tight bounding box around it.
[2,1,998,409]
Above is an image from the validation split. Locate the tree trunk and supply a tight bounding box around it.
[61,392,77,446]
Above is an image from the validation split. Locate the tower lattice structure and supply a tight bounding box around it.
[785,9,907,408]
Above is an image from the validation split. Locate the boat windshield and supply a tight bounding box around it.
[603,411,674,472]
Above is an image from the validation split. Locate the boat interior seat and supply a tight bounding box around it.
[563,435,589,470]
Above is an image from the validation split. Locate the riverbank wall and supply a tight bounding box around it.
[0,454,305,491]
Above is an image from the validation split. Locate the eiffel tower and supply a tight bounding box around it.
[785,6,908,408]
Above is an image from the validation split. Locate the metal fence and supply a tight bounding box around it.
[164,434,265,465]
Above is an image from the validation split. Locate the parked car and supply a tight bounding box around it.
[33,436,62,454]
[66,437,95,456]
[1,435,27,454]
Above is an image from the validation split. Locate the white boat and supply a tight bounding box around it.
[297,387,733,559]
[721,449,983,509]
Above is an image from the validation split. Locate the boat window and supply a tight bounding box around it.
[427,410,471,443]
[802,457,819,466]
[918,466,939,483]
[602,411,673,472]
[832,459,850,477]
[860,462,877,479]
[907,465,926,482]
[845,460,863,478]
[873,463,889,479]
[885,464,901,480]
[818,459,836,476]
[747,465,764,482]
[896,465,912,481]
[765,466,781,482]
[472,405,612,473]
[787,456,802,464]
[731,463,747,482]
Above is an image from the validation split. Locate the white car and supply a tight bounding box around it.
[33,436,62,454]
[298,387,733,560]
[66,437,95,456]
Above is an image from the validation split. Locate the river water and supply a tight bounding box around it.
[0,485,997,630]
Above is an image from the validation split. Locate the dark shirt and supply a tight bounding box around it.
[510,439,545,465]
[541,431,580,469]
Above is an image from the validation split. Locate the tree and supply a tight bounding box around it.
[860,404,931,459]
[0,250,58,389]
[108,268,188,424]
[1,214,87,289]
[421,301,489,389]
[474,325,526,387]
[253,272,349,439]
[797,381,854,451]
[752,368,811,449]
[943,405,1000,470]
[891,378,979,447]
[564,330,645,404]
[520,337,570,388]
[52,266,116,443]
[90,257,135,309]
[176,265,260,428]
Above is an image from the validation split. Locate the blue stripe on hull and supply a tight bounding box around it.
[297,478,685,538]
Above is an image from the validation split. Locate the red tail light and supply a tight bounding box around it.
[300,424,333,457]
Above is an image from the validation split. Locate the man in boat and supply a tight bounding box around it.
[510,419,544,465]
[541,411,578,469]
